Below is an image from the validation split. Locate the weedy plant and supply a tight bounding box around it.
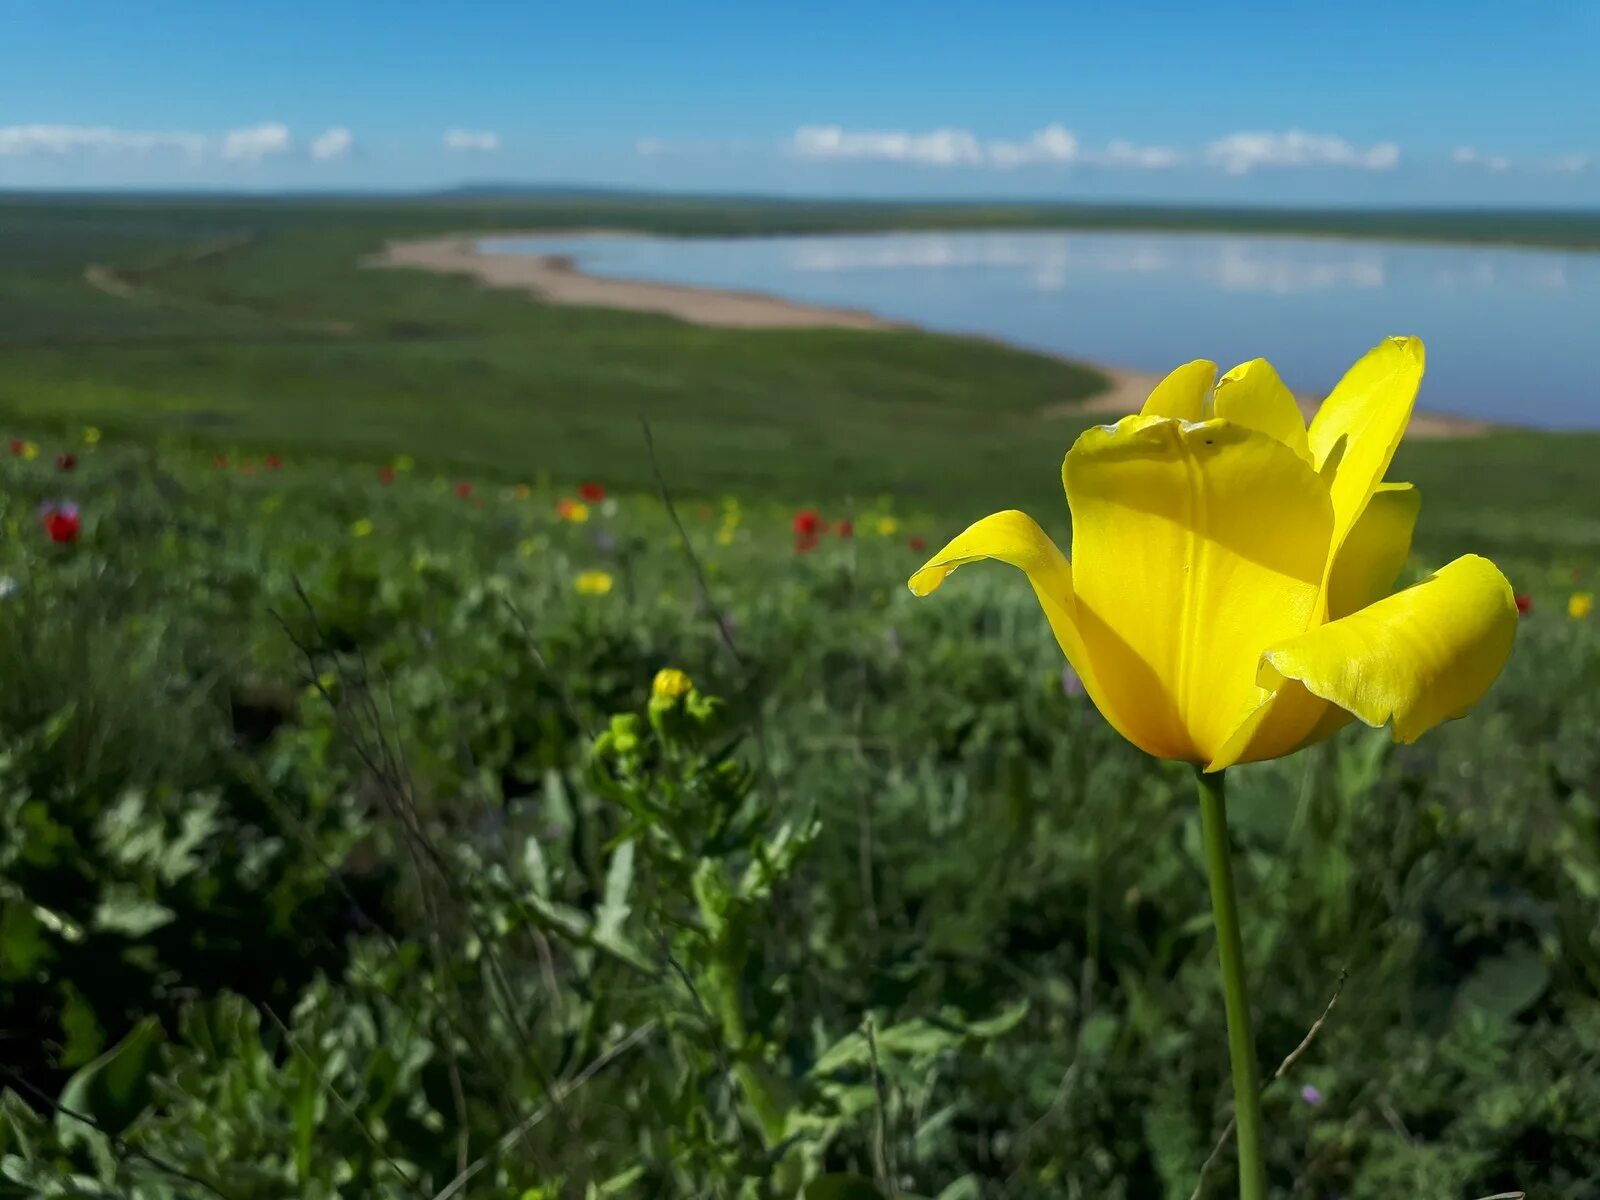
[0,408,1593,1199]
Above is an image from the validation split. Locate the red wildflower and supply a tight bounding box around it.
[41,504,80,544]
[377,465,397,485]
[264,454,283,471]
[8,439,23,457]
[454,482,473,499]
[1515,593,1534,616]
[836,519,854,538]
[792,509,823,537]
[908,536,927,553]
[794,531,820,555]
[56,453,76,472]
[213,454,229,469]
[578,481,606,504]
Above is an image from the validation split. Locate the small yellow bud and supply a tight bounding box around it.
[575,570,613,596]
[651,668,693,702]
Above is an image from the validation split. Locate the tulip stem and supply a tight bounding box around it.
[1196,767,1266,1200]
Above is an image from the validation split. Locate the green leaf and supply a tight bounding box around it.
[0,901,51,981]
[596,839,635,944]
[964,998,1029,1040]
[92,888,175,938]
[55,1017,164,1144]
[1456,943,1551,1022]
[814,1002,1030,1076]
[58,982,105,1067]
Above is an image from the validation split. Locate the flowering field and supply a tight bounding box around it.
[0,418,1597,1198]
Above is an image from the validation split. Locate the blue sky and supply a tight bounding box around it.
[2,0,1597,204]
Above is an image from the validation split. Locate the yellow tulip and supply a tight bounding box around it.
[575,570,613,596]
[83,426,102,446]
[1571,592,1594,620]
[910,337,1516,771]
[350,518,374,538]
[875,515,900,537]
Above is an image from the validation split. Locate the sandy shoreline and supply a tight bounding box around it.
[372,233,900,331]
[368,233,1493,438]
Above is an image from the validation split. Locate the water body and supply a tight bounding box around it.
[483,229,1600,428]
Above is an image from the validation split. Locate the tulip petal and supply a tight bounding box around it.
[1214,358,1311,463]
[1205,680,1337,771]
[1140,359,1216,421]
[1255,554,1516,745]
[908,510,1162,751]
[1208,482,1430,769]
[908,508,1092,677]
[1326,482,1420,620]
[1308,336,1425,558]
[1062,415,1334,763]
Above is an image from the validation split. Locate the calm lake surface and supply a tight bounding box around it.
[483,230,1600,428]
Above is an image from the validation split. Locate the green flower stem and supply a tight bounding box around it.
[1196,767,1266,1200]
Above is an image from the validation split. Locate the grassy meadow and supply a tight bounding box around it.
[2,195,1600,1197]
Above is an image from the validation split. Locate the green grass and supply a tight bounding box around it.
[3,193,1600,570]
[0,439,1597,1196]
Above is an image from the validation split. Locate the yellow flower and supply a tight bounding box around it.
[394,455,415,472]
[715,527,736,547]
[1570,592,1594,620]
[651,668,694,701]
[351,518,374,538]
[20,441,37,461]
[575,570,613,596]
[875,515,900,537]
[910,338,1516,770]
[83,426,102,446]
[557,499,590,524]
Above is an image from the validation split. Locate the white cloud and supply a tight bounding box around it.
[791,125,985,166]
[443,128,501,152]
[1549,153,1590,173]
[635,137,670,157]
[310,126,353,161]
[1205,130,1400,174]
[220,122,291,163]
[0,121,293,165]
[0,124,208,157]
[987,123,1078,167]
[1091,139,1181,169]
[1453,146,1510,172]
[789,124,1402,173]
